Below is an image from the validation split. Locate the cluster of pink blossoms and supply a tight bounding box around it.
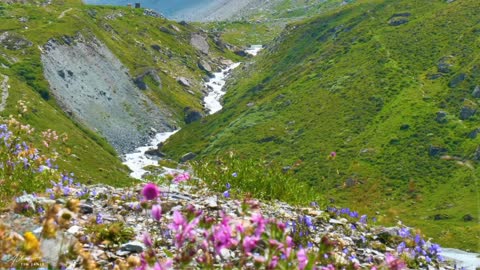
[136,181,415,270]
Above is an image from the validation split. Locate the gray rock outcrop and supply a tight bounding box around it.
[472,85,480,98]
[41,34,172,154]
[190,34,209,54]
[459,106,476,120]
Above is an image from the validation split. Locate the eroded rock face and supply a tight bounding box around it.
[41,34,172,154]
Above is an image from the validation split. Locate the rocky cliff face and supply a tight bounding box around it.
[41,34,173,154]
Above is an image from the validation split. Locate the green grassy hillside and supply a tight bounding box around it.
[0,0,236,187]
[163,0,480,251]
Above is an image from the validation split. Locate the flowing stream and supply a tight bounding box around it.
[123,60,249,179]
[440,248,480,270]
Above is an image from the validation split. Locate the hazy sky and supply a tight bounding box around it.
[83,0,214,16]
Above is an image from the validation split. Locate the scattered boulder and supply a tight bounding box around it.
[144,148,165,158]
[184,107,202,124]
[429,145,447,157]
[437,57,453,74]
[159,26,174,35]
[180,152,196,163]
[120,241,145,253]
[190,34,209,54]
[435,111,448,123]
[463,214,474,222]
[345,178,356,188]
[472,85,480,98]
[198,60,212,73]
[433,214,450,220]
[41,232,76,266]
[468,128,480,139]
[427,73,442,80]
[388,17,409,26]
[134,69,161,90]
[79,203,94,214]
[143,9,164,18]
[133,77,147,90]
[459,106,476,120]
[388,13,410,26]
[448,73,466,88]
[177,77,191,87]
[170,24,181,32]
[234,50,248,57]
[473,145,480,161]
[151,44,161,51]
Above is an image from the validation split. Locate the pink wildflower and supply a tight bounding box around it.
[153,259,173,270]
[151,204,162,221]
[142,232,152,247]
[251,213,267,236]
[385,253,406,270]
[268,256,279,269]
[243,236,260,254]
[173,172,190,184]
[142,183,160,200]
[297,248,308,270]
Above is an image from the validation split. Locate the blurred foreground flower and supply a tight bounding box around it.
[142,183,160,200]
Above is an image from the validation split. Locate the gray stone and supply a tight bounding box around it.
[67,225,82,235]
[15,194,37,210]
[144,148,165,158]
[41,232,76,266]
[468,128,480,139]
[170,24,181,32]
[134,69,162,90]
[184,107,202,124]
[427,73,442,80]
[388,17,409,26]
[205,196,218,209]
[198,60,212,73]
[79,203,94,214]
[433,214,450,220]
[435,111,448,123]
[472,86,480,98]
[437,58,452,74]
[429,145,447,156]
[473,146,480,161]
[459,106,476,120]
[180,152,196,163]
[463,214,474,222]
[345,178,356,187]
[449,73,466,88]
[120,241,145,253]
[177,77,191,87]
[159,26,174,35]
[190,34,209,54]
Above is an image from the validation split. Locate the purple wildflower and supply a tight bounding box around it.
[96,213,103,224]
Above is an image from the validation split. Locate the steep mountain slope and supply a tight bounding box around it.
[163,0,480,250]
[0,0,237,185]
